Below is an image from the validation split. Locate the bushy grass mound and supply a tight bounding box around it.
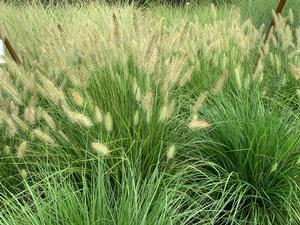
[0,3,299,224]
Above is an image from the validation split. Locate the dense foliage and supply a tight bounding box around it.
[0,1,299,224]
[1,0,234,6]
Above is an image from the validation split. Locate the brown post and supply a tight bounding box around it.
[255,0,288,69]
[57,23,63,33]
[0,33,21,65]
[263,0,288,44]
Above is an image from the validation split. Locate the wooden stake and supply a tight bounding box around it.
[255,0,288,69]
[263,0,288,44]
[57,23,63,33]
[0,34,21,65]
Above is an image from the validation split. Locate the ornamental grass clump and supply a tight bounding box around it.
[0,3,299,224]
[184,90,300,224]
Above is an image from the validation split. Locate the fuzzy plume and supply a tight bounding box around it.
[132,78,142,102]
[105,112,113,132]
[5,117,17,137]
[212,70,229,94]
[112,13,121,49]
[16,141,27,158]
[12,115,29,132]
[167,144,176,160]
[91,142,110,155]
[32,128,55,145]
[94,106,102,123]
[188,116,211,130]
[192,91,209,114]
[63,105,93,128]
[39,76,66,105]
[39,109,56,129]
[289,64,300,80]
[24,107,36,125]
[142,90,154,112]
[68,89,84,107]
[179,67,194,87]
[4,145,10,155]
[20,169,28,179]
[133,110,139,126]
[234,64,242,90]
[159,101,175,122]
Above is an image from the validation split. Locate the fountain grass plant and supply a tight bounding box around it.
[0,2,299,224]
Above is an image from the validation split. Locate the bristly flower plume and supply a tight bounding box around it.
[91,142,110,155]
[167,144,176,160]
[105,112,113,132]
[188,115,211,130]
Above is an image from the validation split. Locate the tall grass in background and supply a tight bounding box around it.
[0,1,299,224]
[148,0,299,27]
[238,0,299,26]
